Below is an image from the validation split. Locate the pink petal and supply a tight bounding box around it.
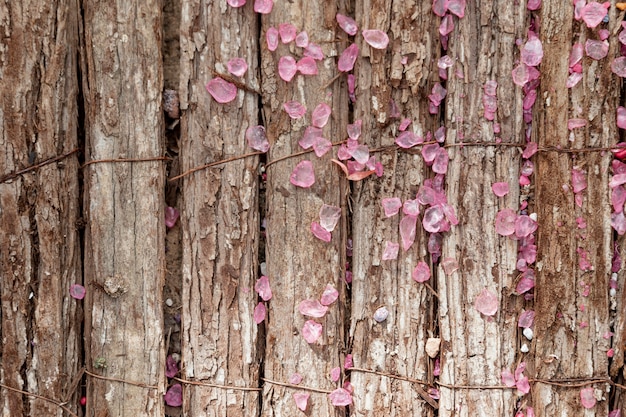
[299,299,329,318]
[319,204,341,232]
[164,384,183,407]
[293,392,309,411]
[206,77,238,103]
[403,198,420,216]
[266,27,279,51]
[610,410,621,417]
[295,31,309,48]
[347,120,362,140]
[423,205,445,233]
[612,57,626,78]
[439,14,455,36]
[432,0,449,16]
[312,103,332,128]
[400,214,417,251]
[304,43,324,60]
[521,36,543,67]
[381,197,402,217]
[399,118,412,131]
[311,222,332,242]
[254,275,273,301]
[338,43,359,72]
[618,107,626,129]
[165,206,180,228]
[297,57,318,75]
[283,100,307,119]
[69,284,85,300]
[429,83,447,106]
[516,270,536,294]
[227,0,246,6]
[344,354,354,369]
[448,0,466,17]
[475,288,498,316]
[412,261,431,283]
[518,310,535,328]
[527,0,541,10]
[516,375,530,394]
[570,43,584,67]
[438,55,454,69]
[278,56,297,82]
[329,388,353,407]
[492,182,510,197]
[567,72,583,88]
[395,131,422,148]
[165,354,179,378]
[227,58,248,77]
[246,125,270,152]
[253,0,273,14]
[581,2,608,29]
[290,160,315,188]
[279,23,297,44]
[382,241,400,260]
[512,64,530,87]
[612,186,626,212]
[515,362,526,380]
[515,215,538,238]
[612,211,626,235]
[585,39,609,60]
[320,284,339,306]
[289,373,303,384]
[302,320,323,343]
[580,387,596,409]
[336,13,358,35]
[299,126,323,149]
[501,369,516,387]
[442,257,459,274]
[568,118,587,130]
[330,367,341,382]
[571,168,587,193]
[522,141,538,159]
[362,29,389,49]
[312,137,332,157]
[422,143,441,164]
[610,173,626,188]
[253,302,267,324]
[432,147,449,174]
[349,144,370,164]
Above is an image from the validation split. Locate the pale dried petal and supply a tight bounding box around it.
[475,288,498,316]
[278,55,297,82]
[336,14,358,35]
[227,58,248,77]
[320,204,341,232]
[521,36,543,66]
[254,275,273,301]
[412,261,431,283]
[293,392,309,411]
[283,100,306,119]
[290,160,315,188]
[329,388,353,406]
[400,214,417,251]
[312,103,332,128]
[320,284,339,306]
[302,320,323,343]
[618,107,626,129]
[612,57,626,78]
[448,0,466,17]
[311,222,331,242]
[338,43,359,72]
[585,39,609,60]
[581,2,608,29]
[501,369,516,387]
[396,131,422,148]
[299,299,329,318]
[299,126,323,149]
[362,29,389,49]
[381,197,402,217]
[206,77,237,103]
[246,125,270,152]
[518,310,535,328]
[382,241,400,260]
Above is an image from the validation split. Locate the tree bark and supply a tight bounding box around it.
[0,1,82,416]
[261,1,350,415]
[533,3,617,415]
[178,1,261,415]
[349,0,439,415]
[439,2,526,416]
[82,0,165,415]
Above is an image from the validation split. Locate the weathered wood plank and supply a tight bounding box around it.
[533,2,616,415]
[82,1,165,415]
[0,1,82,415]
[440,1,526,415]
[178,1,261,415]
[261,1,350,415]
[349,0,439,415]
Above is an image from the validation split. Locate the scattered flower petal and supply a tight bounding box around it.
[255,275,272,301]
[344,354,354,369]
[448,0,466,17]
[69,284,85,300]
[293,392,309,411]
[227,58,248,77]
[381,197,402,217]
[439,14,455,36]
[289,373,303,384]
[580,387,596,409]
[432,0,449,16]
[246,125,270,152]
[518,310,535,328]
[295,31,309,48]
[320,204,341,232]
[521,36,544,67]
[347,120,362,140]
[227,0,246,6]
[304,43,324,60]
[395,131,422,148]
[330,367,341,382]
[522,141,538,159]
[338,43,359,72]
[290,160,315,188]
[492,182,510,197]
[312,137,332,157]
[320,284,339,306]
[283,100,307,119]
[515,215,538,238]
[164,384,183,407]
[516,375,530,394]
[329,388,353,407]
[278,56,298,82]
[475,288,498,316]
[423,205,445,233]
[165,207,180,228]
[253,0,273,14]
[266,27,279,51]
[297,57,318,75]
[206,77,238,103]
[572,168,587,193]
[299,299,329,318]
[165,354,179,378]
[441,257,459,275]
[501,369,516,387]
[400,214,418,251]
[568,118,587,130]
[253,302,267,324]
[581,2,608,29]
[312,103,332,128]
[412,261,431,283]
[336,14,358,35]
[585,39,609,60]
[302,320,323,343]
[362,29,389,49]
[311,222,332,242]
[279,23,297,44]
[618,107,626,129]
[612,57,626,78]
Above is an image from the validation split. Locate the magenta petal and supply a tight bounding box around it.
[320,284,339,306]
[278,55,297,82]
[164,384,183,407]
[618,107,626,129]
[69,284,86,300]
[299,299,329,318]
[283,100,307,119]
[612,186,626,212]
[278,23,297,44]
[527,0,541,10]
[227,0,246,6]
[381,197,402,217]
[295,31,309,48]
[329,388,353,407]
[585,39,609,60]
[612,57,626,78]
[227,58,248,77]
[330,366,341,382]
[246,125,270,152]
[422,143,441,164]
[611,211,626,235]
[571,168,587,193]
[439,14,454,36]
[610,173,626,188]
[399,118,412,131]
[165,206,180,228]
[475,288,498,316]
[312,103,332,128]
[400,214,417,251]
[423,205,444,233]
[448,0,466,17]
[515,214,537,238]
[382,241,400,260]
[253,302,267,324]
[336,13,358,35]
[319,204,341,232]
[522,141,538,159]
[362,29,389,49]
[580,387,596,409]
[293,392,310,411]
[518,310,535,328]
[206,77,237,103]
[581,2,608,29]
[412,261,431,283]
[432,0,449,16]
[254,275,272,301]
[516,375,530,394]
[290,160,315,188]
[338,43,359,72]
[302,320,323,343]
[516,272,535,294]
[297,57,318,75]
[492,182,509,197]
[253,0,273,14]
[266,27,279,51]
[165,354,179,378]
[311,222,331,242]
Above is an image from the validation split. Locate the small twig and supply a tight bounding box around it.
[422,282,439,299]
[0,382,79,417]
[63,367,85,404]
[173,377,261,391]
[264,140,346,170]
[0,148,80,184]
[261,377,333,394]
[84,370,158,390]
[82,156,170,168]
[530,377,610,388]
[320,73,343,91]
[168,151,262,181]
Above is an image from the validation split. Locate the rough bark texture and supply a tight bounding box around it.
[260,2,349,415]
[178,1,261,415]
[82,1,165,415]
[349,1,439,415]
[439,2,526,416]
[0,1,82,416]
[533,3,616,415]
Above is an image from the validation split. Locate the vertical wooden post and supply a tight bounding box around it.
[82,1,165,415]
[0,1,82,415]
[178,1,261,415]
